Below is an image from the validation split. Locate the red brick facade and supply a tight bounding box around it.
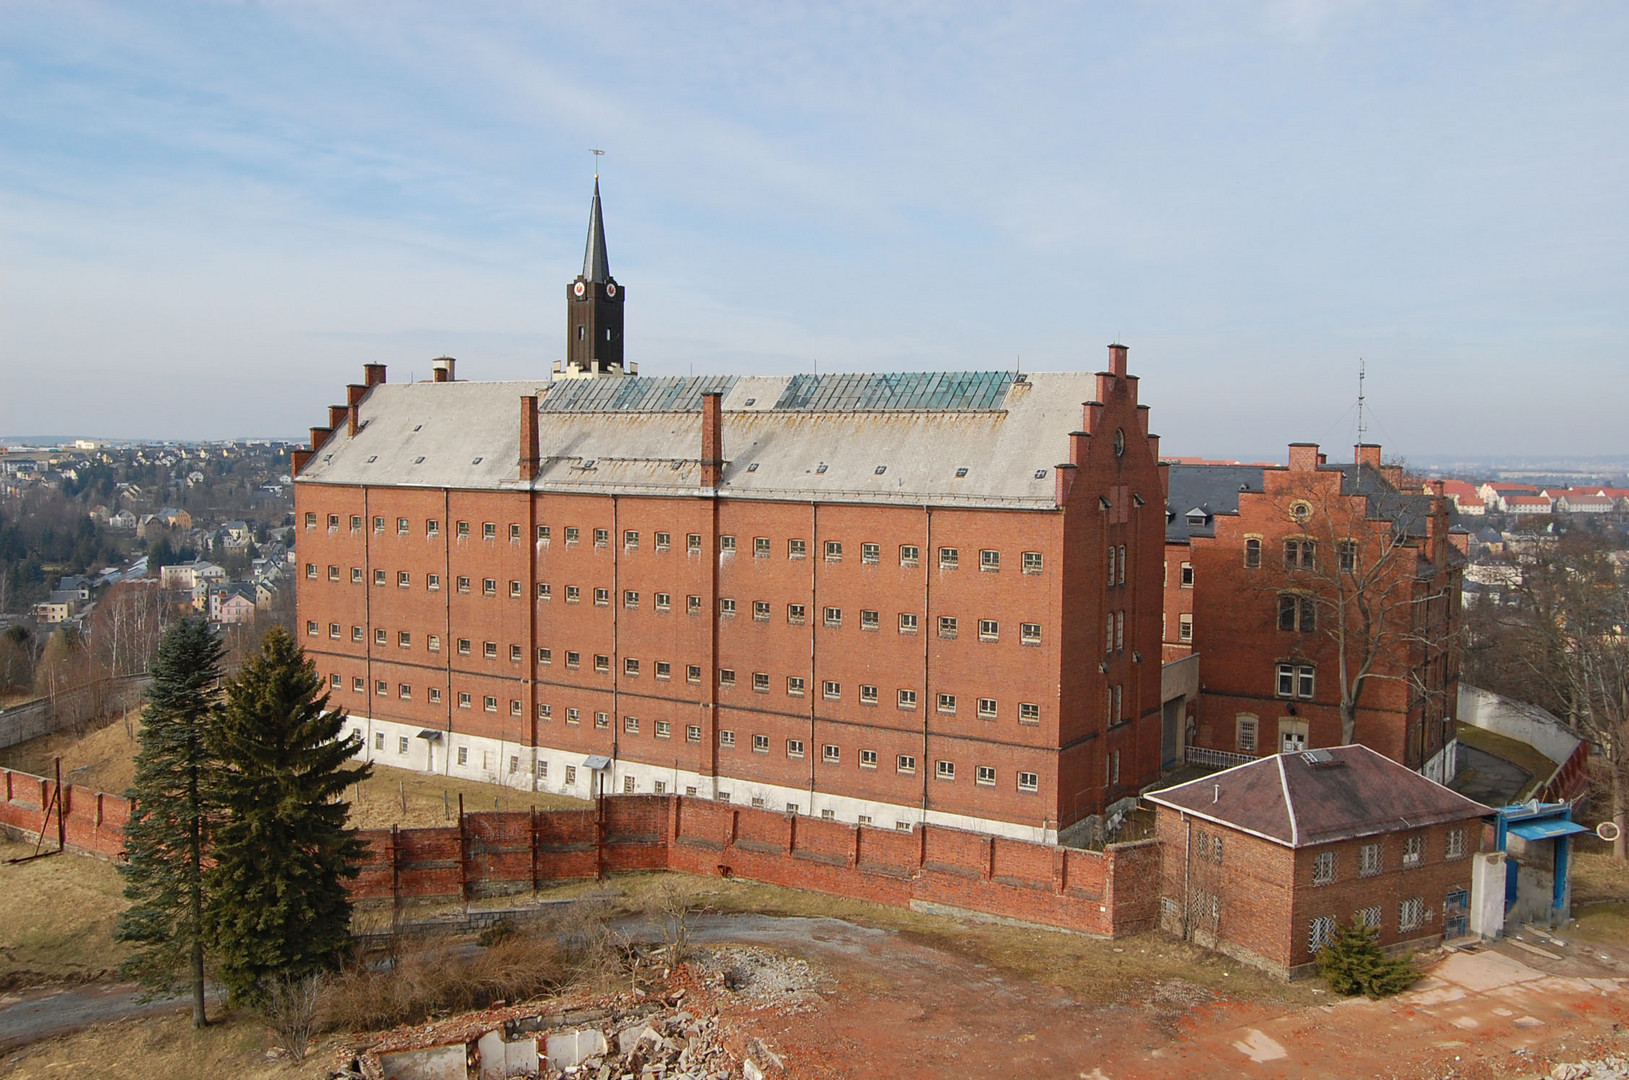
[1155,806,1482,978]
[292,350,1170,838]
[1169,445,1461,771]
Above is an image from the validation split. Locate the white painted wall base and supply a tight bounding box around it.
[1422,738,1458,786]
[340,713,1057,842]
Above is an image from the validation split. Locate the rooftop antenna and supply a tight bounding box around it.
[1357,357,1367,447]
[590,148,604,178]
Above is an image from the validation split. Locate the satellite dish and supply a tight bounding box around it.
[1597,821,1621,843]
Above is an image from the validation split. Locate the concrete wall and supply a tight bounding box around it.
[0,674,149,751]
[1458,684,1589,803]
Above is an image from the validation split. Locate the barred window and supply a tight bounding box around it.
[1360,843,1382,877]
[1309,915,1336,953]
[1313,851,1336,885]
[1399,896,1425,931]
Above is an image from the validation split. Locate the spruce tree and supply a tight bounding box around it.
[115,616,225,1028]
[205,627,371,1004]
[1317,916,1418,998]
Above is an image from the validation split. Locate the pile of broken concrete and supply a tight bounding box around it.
[1549,1059,1629,1080]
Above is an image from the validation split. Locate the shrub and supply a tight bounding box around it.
[1317,918,1417,998]
[319,934,565,1032]
[264,974,323,1061]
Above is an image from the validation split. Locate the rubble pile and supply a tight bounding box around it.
[1550,1059,1629,1080]
[693,947,821,1005]
[342,966,793,1080]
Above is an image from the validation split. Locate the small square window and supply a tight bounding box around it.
[564,526,579,545]
[899,613,918,634]
[353,676,365,692]
[624,657,639,676]
[787,676,805,696]
[824,606,842,628]
[1020,623,1042,645]
[979,549,1000,571]
[566,651,580,668]
[897,688,917,710]
[1022,551,1043,574]
[752,672,770,693]
[900,545,920,567]
[938,616,957,639]
[936,693,956,714]
[979,619,999,642]
[978,697,997,719]
[655,660,671,680]
[565,585,580,603]
[686,724,701,743]
[624,529,639,550]
[859,609,879,631]
[625,716,640,734]
[373,679,387,695]
[687,594,702,615]
[510,699,521,716]
[350,515,363,531]
[426,519,440,536]
[936,760,955,780]
[374,568,387,586]
[752,734,770,753]
[457,576,471,593]
[720,534,736,553]
[787,739,805,758]
[687,533,702,553]
[754,536,770,557]
[655,592,671,611]
[656,719,671,738]
[823,744,840,763]
[720,598,736,617]
[788,538,807,559]
[328,565,340,581]
[509,523,521,541]
[787,603,806,624]
[427,573,441,590]
[719,729,735,747]
[328,623,341,639]
[976,765,996,785]
[351,567,363,583]
[825,540,842,562]
[483,641,497,658]
[823,680,841,700]
[594,654,610,673]
[1017,771,1039,792]
[306,563,318,580]
[594,528,609,547]
[860,684,878,705]
[720,668,737,687]
[594,588,609,606]
[352,626,364,642]
[686,664,702,684]
[625,589,639,609]
[862,542,880,564]
[398,631,411,648]
[938,547,959,569]
[510,644,522,661]
[566,707,580,724]
[896,754,916,775]
[1019,702,1040,724]
[594,711,610,729]
[753,600,770,621]
[398,571,411,587]
[655,531,670,550]
[538,582,551,600]
[538,647,552,664]
[859,749,878,768]
[375,628,387,646]
[510,579,523,597]
[482,522,496,540]
[306,620,318,636]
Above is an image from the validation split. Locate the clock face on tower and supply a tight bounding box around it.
[573,281,586,298]
[605,282,617,298]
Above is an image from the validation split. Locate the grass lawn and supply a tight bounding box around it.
[0,712,143,798]
[0,837,129,989]
[0,1009,346,1080]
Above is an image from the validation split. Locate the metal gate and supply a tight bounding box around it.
[1444,888,1470,940]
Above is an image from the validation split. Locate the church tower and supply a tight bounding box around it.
[556,178,634,380]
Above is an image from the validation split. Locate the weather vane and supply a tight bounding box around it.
[590,148,604,179]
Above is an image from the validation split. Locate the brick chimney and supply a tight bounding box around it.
[1288,442,1320,472]
[364,363,387,387]
[346,383,366,436]
[519,396,540,481]
[328,405,348,432]
[701,392,724,488]
[1354,443,1383,470]
[309,426,332,453]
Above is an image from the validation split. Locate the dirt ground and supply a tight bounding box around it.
[0,837,130,989]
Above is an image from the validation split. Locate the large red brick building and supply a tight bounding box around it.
[1162,445,1462,778]
[292,184,1169,842]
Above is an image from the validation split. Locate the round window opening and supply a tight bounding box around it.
[1113,428,1125,457]
[1290,501,1312,522]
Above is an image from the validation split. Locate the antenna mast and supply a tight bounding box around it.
[1356,357,1367,445]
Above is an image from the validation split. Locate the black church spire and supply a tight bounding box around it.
[582,178,611,284]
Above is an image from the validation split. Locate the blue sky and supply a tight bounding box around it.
[1,2,1625,459]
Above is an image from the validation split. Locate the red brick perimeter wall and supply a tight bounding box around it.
[0,767,1157,939]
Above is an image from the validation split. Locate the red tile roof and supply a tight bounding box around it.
[1145,745,1491,848]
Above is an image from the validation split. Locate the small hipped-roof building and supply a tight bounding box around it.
[1147,744,1493,978]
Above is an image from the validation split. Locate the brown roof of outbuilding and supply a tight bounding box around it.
[1145,745,1493,848]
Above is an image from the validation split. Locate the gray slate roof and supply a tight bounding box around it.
[296,371,1111,510]
[582,180,611,284]
[1164,465,1265,541]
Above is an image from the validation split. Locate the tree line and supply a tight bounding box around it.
[116,618,371,1026]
